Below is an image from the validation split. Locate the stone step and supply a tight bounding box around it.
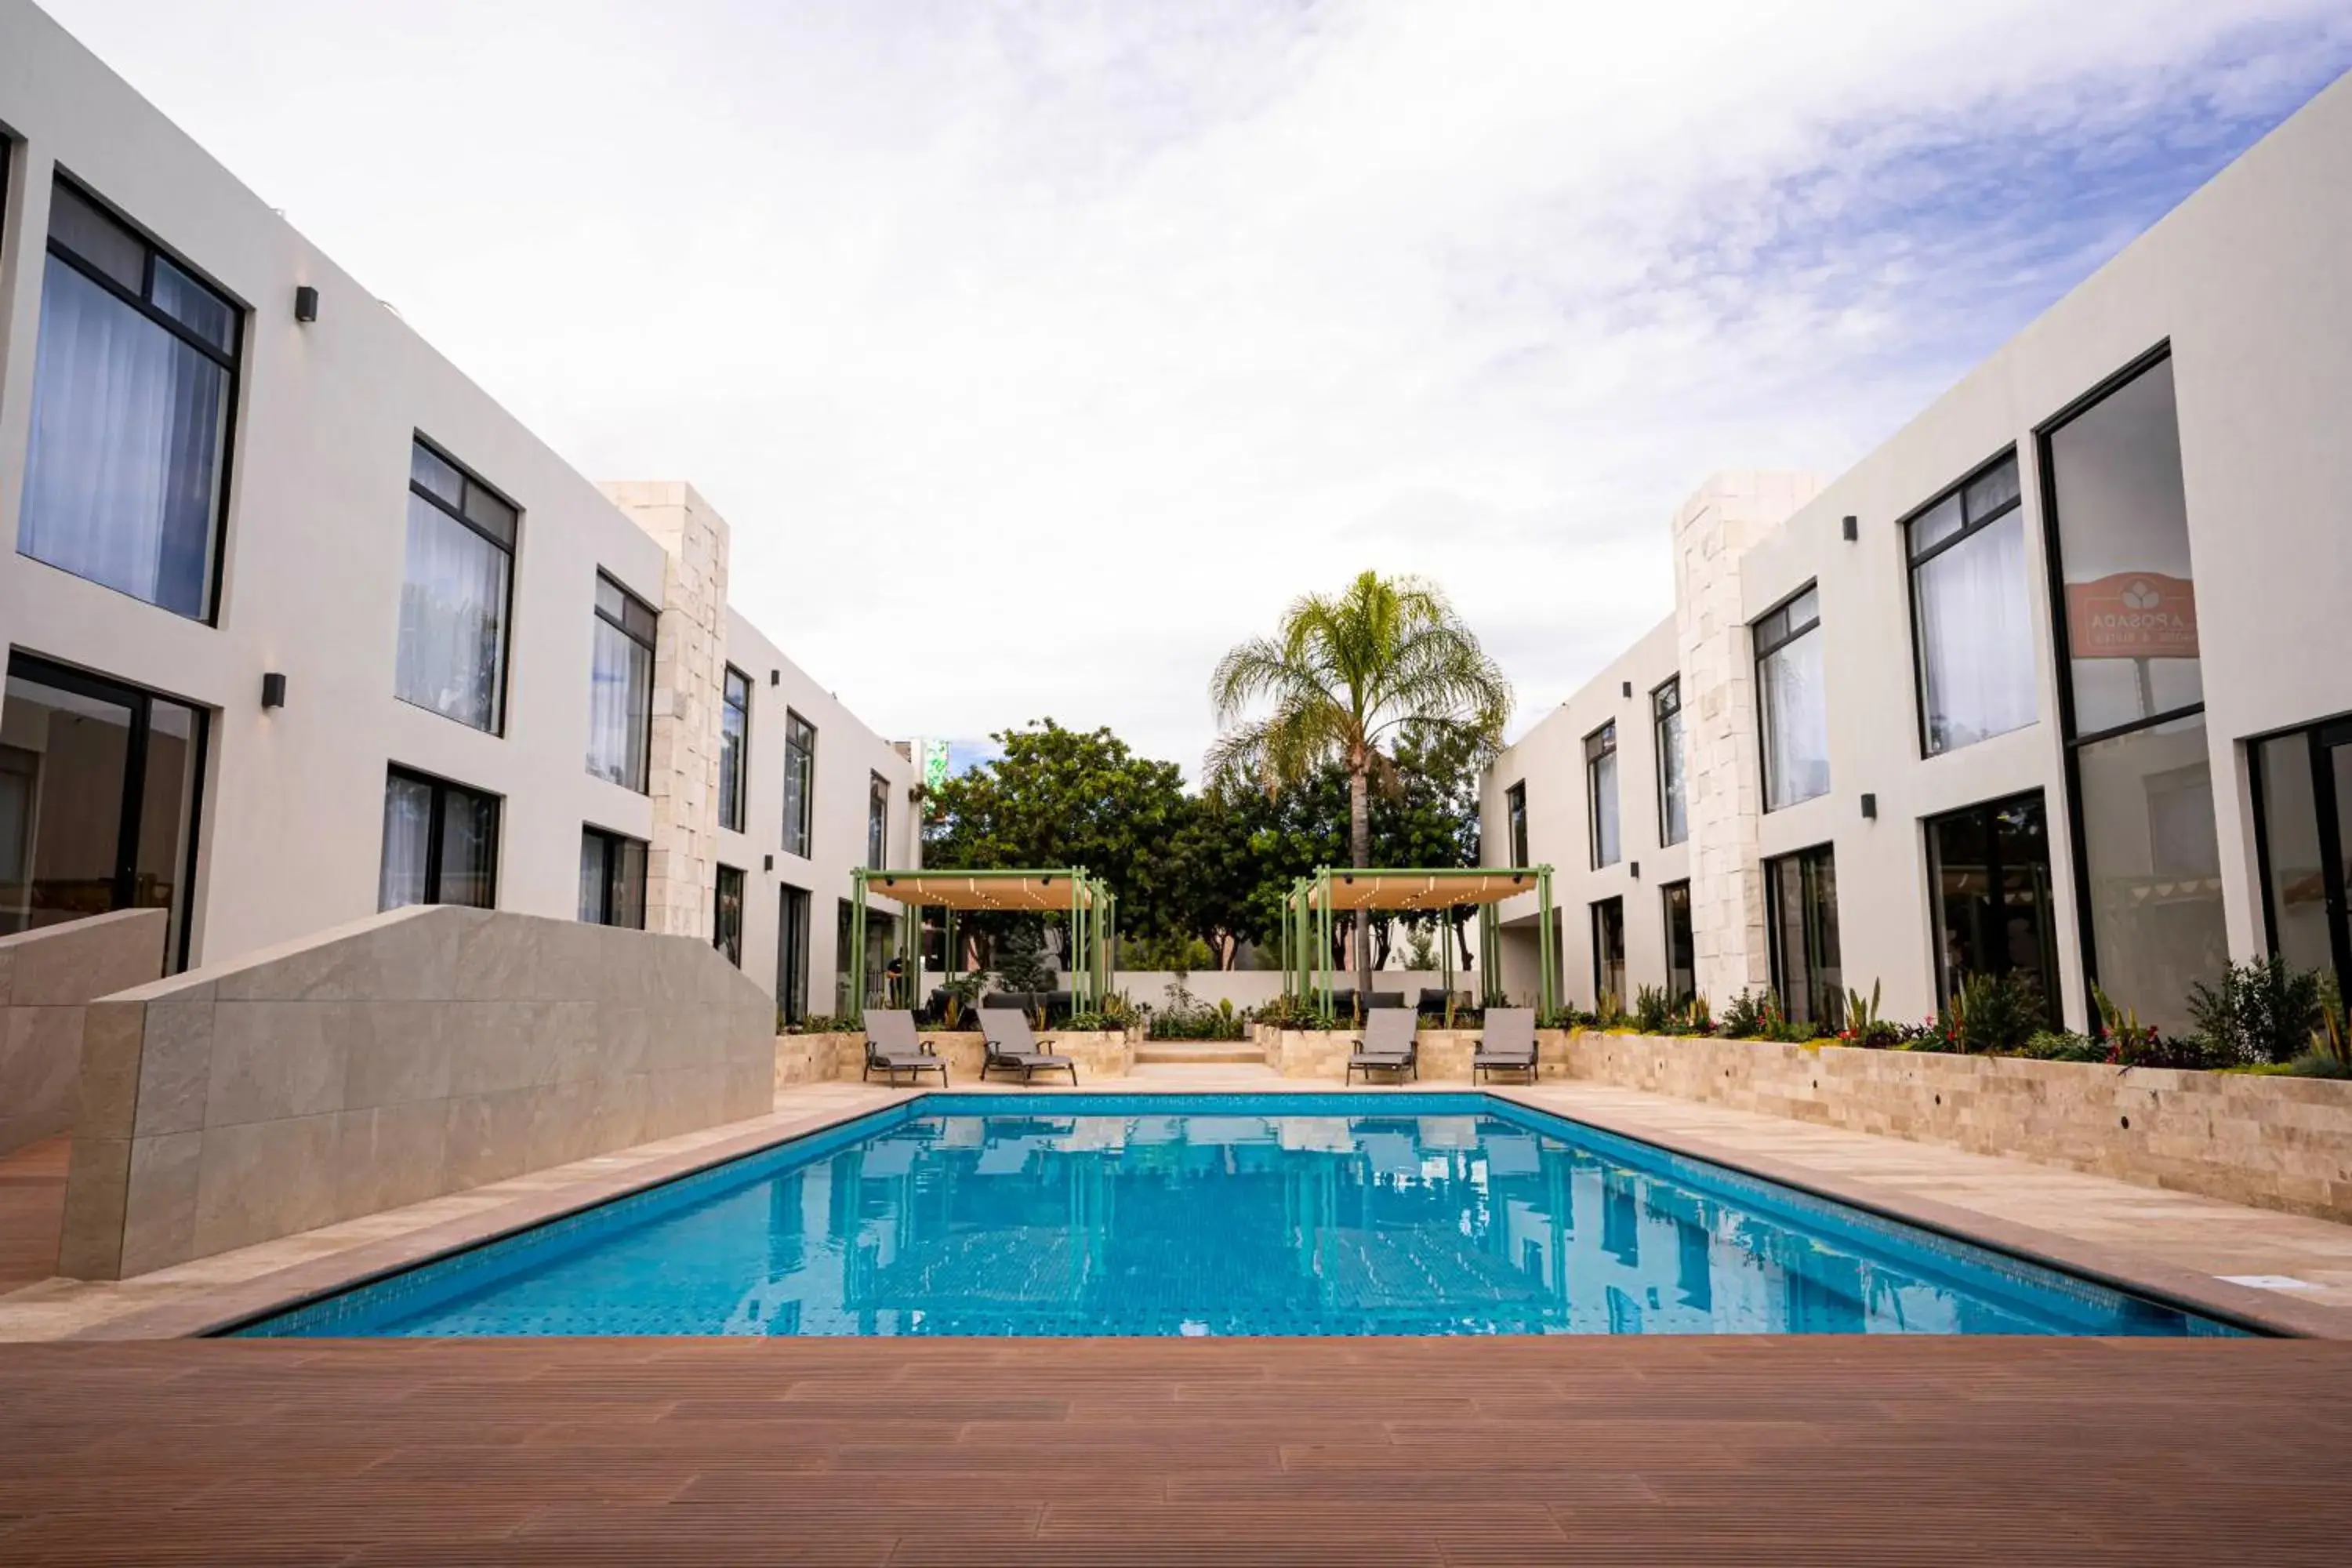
[1132,1041,1266,1065]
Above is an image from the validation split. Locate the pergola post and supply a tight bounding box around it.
[848,867,869,1018]
[1537,866,1557,1018]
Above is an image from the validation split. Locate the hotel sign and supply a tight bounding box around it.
[2065,573,2198,659]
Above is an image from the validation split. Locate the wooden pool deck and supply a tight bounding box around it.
[2,1334,2349,1563]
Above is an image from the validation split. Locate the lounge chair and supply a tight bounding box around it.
[978,1007,1080,1085]
[1345,1007,1419,1083]
[1471,1007,1538,1083]
[1366,990,1410,1008]
[862,1009,948,1087]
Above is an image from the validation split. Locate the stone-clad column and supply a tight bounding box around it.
[600,481,730,939]
[1672,472,1819,1006]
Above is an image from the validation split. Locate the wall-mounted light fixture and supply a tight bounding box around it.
[1860,792,1878,820]
[1629,860,1641,879]
[1842,514,1858,542]
[1621,680,1632,699]
[294,285,318,324]
[769,669,780,685]
[260,672,287,710]
[763,854,774,871]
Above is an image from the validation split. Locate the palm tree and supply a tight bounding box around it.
[1208,570,1512,996]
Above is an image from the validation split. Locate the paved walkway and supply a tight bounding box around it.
[2,1335,2347,1564]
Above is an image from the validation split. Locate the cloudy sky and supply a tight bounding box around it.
[38,0,2352,773]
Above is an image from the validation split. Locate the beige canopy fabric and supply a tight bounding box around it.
[863,872,1095,911]
[1312,871,1541,911]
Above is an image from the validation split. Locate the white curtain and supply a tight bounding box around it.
[586,622,651,789]
[1915,514,2036,753]
[20,260,227,618]
[378,775,434,911]
[1659,707,1686,844]
[395,496,509,731]
[1762,630,1830,808]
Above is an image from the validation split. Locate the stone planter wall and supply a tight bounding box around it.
[1256,1025,1577,1081]
[1566,1030,2352,1225]
[779,1029,1133,1087]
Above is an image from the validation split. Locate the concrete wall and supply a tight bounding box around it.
[56,906,772,1279]
[1483,69,2352,1033]
[0,2,907,986]
[0,909,165,1154]
[1563,1032,2352,1226]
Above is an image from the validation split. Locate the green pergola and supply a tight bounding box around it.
[1278,866,1556,1019]
[849,867,1116,1014]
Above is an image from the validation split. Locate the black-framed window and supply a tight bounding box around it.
[1661,880,1694,1004]
[397,440,516,734]
[2041,349,2222,1031]
[867,773,889,869]
[1765,844,1842,1029]
[578,826,646,929]
[1504,781,1529,866]
[1755,586,1828,811]
[1585,723,1620,869]
[1653,678,1686,846]
[778,884,811,1024]
[713,865,745,967]
[586,572,656,792]
[0,652,208,971]
[379,766,498,912]
[2251,716,2352,1005]
[20,179,241,622]
[1591,896,1625,1011]
[782,710,815,858]
[1926,791,2056,1015]
[718,666,751,833]
[1907,452,2035,757]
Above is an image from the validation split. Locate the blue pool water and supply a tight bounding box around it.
[236,1094,2249,1338]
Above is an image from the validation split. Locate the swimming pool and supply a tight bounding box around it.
[235,1094,2250,1338]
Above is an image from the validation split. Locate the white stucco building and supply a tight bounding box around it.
[0,0,912,1018]
[1483,70,2352,1036]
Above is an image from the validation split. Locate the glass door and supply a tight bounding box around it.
[2256,720,2352,1000]
[0,653,207,968]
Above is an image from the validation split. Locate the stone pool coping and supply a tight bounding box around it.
[19,1075,2348,1341]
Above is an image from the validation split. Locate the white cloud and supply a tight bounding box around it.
[32,0,2352,761]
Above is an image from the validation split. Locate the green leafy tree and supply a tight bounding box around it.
[1208,572,1511,993]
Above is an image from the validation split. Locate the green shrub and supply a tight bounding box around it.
[2019,1029,2105,1063]
[1942,971,2045,1055]
[2187,956,2326,1066]
[1719,989,1774,1040]
[1632,984,1672,1034]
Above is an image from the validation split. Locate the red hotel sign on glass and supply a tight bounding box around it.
[2065,573,2199,659]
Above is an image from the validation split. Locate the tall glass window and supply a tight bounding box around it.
[1653,678,1686,846]
[1907,453,2036,756]
[0,654,206,969]
[1766,844,1842,1029]
[1591,896,1625,1011]
[19,182,239,621]
[782,711,815,858]
[2252,720,2352,1003]
[777,884,811,1024]
[396,441,515,732]
[1755,586,1828,811]
[713,865,745,967]
[578,827,647,929]
[586,573,656,792]
[1505,782,1528,866]
[718,666,751,833]
[867,773,890,869]
[2043,352,2223,1030]
[1585,723,1620,869]
[1661,880,1695,1004]
[379,767,499,912]
[1925,792,2057,1014]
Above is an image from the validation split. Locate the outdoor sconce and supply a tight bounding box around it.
[1860,793,1878,820]
[260,672,287,710]
[1842,514,1858,542]
[294,285,318,323]
[1621,681,1632,699]
[1630,861,1641,879]
[770,669,780,685]
[763,855,773,871]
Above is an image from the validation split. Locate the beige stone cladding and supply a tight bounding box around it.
[1567,1030,2352,1224]
[1671,473,1820,1005]
[601,482,731,942]
[56,906,773,1279]
[0,909,167,1156]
